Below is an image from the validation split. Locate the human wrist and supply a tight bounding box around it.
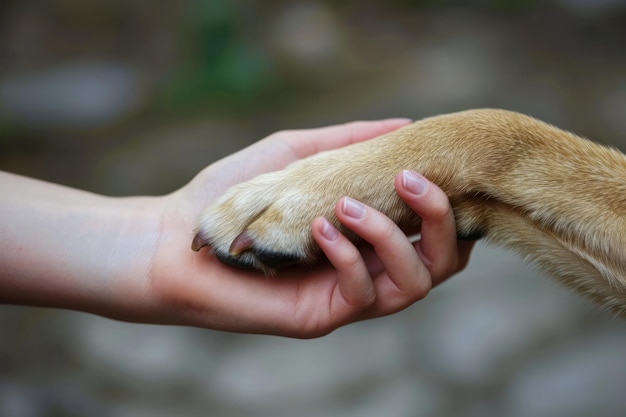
[61,195,166,321]
[0,172,164,320]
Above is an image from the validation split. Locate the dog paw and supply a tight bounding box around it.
[192,148,413,272]
[192,170,333,272]
[193,171,311,271]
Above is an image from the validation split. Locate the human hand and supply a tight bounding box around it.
[148,120,474,337]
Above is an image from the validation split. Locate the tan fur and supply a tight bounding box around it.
[194,109,626,317]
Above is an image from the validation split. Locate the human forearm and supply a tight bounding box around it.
[0,171,161,319]
[0,119,472,337]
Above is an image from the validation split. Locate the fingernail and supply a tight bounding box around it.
[320,218,339,241]
[402,170,427,196]
[342,197,367,219]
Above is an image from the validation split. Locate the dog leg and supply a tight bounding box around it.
[194,109,626,315]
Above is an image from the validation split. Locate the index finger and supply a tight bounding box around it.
[270,118,413,159]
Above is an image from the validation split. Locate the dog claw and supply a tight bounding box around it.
[229,231,254,256]
[191,232,209,252]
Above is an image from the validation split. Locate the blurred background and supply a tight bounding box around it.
[2,0,626,416]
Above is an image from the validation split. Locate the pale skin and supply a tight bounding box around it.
[0,119,474,338]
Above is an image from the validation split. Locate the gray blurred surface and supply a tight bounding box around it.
[2,2,626,416]
[2,244,625,417]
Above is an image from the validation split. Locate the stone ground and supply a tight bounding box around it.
[2,4,626,417]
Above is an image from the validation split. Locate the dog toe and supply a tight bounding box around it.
[215,231,304,270]
[229,231,254,256]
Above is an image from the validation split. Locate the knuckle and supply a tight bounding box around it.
[341,248,364,272]
[369,220,404,259]
[410,280,432,302]
[291,301,331,340]
[374,217,399,243]
[391,267,432,303]
[346,208,400,249]
[426,196,452,220]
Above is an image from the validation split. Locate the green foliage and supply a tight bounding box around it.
[158,0,275,114]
